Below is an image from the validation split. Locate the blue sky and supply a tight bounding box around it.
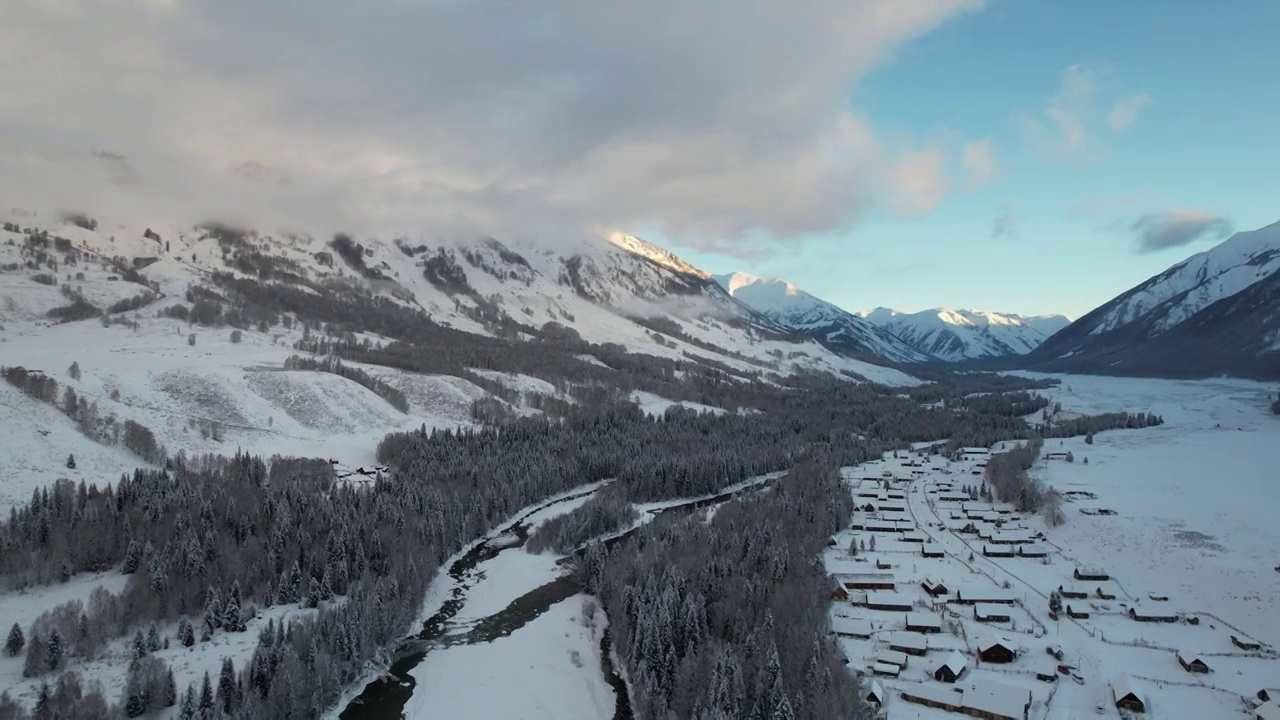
[664,0,1280,319]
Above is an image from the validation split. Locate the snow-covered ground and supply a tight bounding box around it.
[629,390,726,417]
[0,317,480,509]
[403,594,615,720]
[828,375,1279,719]
[1024,373,1280,648]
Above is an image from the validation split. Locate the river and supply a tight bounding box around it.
[337,475,779,720]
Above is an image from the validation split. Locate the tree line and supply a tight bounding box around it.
[579,457,872,719]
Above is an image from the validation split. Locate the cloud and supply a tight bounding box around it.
[990,201,1017,238]
[886,147,950,216]
[1131,210,1233,253]
[0,0,982,255]
[1016,64,1149,163]
[1107,93,1151,131]
[961,138,1001,188]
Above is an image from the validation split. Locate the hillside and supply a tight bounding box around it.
[1023,221,1280,379]
[712,272,932,363]
[0,211,923,505]
[859,307,1070,362]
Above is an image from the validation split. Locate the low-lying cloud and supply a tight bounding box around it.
[1132,210,1233,253]
[0,0,982,254]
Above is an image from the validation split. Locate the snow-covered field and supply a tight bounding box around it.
[828,374,1279,719]
[403,594,615,720]
[0,317,480,509]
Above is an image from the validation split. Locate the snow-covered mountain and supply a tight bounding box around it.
[1023,220,1280,380]
[0,209,931,504]
[857,307,1071,362]
[711,272,932,363]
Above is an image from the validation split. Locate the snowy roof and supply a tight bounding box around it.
[866,679,885,703]
[961,447,990,454]
[872,662,900,677]
[1019,543,1048,555]
[1112,674,1146,705]
[905,612,942,628]
[900,682,963,708]
[976,631,1019,653]
[1177,649,1208,666]
[1256,702,1280,720]
[964,681,1030,720]
[888,631,929,652]
[866,591,912,607]
[877,650,909,667]
[936,649,967,675]
[837,572,897,584]
[974,603,1012,619]
[992,530,1034,543]
[830,616,872,637]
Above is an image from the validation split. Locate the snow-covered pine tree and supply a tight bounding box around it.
[46,628,63,672]
[224,581,244,632]
[4,623,22,657]
[217,657,238,714]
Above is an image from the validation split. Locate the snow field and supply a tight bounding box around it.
[403,593,615,720]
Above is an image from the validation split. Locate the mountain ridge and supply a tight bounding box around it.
[710,272,933,364]
[1020,220,1280,380]
[856,306,1071,362]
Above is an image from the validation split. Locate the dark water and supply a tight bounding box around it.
[339,478,775,720]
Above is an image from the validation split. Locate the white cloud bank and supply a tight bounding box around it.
[0,0,982,253]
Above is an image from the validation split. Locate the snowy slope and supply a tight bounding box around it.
[0,210,919,387]
[0,210,921,513]
[712,272,933,363]
[858,307,1070,361]
[1024,221,1280,379]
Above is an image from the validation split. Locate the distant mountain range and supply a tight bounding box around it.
[858,307,1071,362]
[711,273,931,363]
[1021,220,1280,380]
[714,272,1066,363]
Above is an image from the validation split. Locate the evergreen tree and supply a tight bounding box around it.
[147,623,161,652]
[179,689,196,720]
[198,672,214,716]
[131,630,148,665]
[65,453,76,470]
[45,629,63,672]
[123,666,147,718]
[3,623,22,657]
[218,657,238,714]
[224,582,244,632]
[165,669,178,707]
[22,629,46,677]
[121,539,143,574]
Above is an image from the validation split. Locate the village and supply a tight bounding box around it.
[825,446,1280,720]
